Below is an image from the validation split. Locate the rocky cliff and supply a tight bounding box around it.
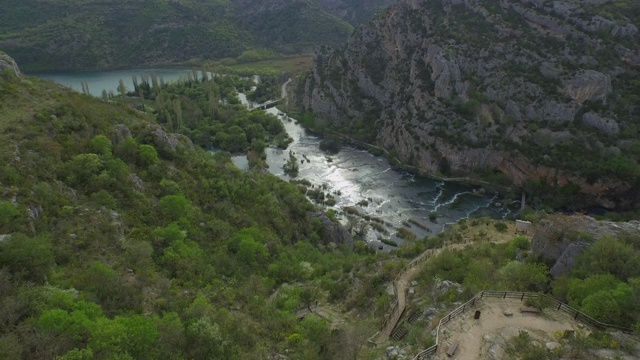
[531,214,640,276]
[297,0,640,210]
[0,0,354,71]
[313,0,395,25]
[0,51,21,77]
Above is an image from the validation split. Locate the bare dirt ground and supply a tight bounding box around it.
[436,298,582,360]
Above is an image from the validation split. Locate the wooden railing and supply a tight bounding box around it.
[412,290,635,360]
[377,248,439,340]
[368,247,438,345]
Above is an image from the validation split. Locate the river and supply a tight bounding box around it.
[33,69,513,249]
[232,106,512,247]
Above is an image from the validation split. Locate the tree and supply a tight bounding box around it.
[56,348,94,360]
[0,201,21,232]
[567,274,617,306]
[0,233,54,283]
[581,291,621,324]
[117,315,159,359]
[186,318,232,360]
[60,153,103,188]
[154,312,186,359]
[237,237,269,270]
[137,144,159,166]
[90,135,112,157]
[498,261,549,292]
[329,323,370,360]
[159,195,193,221]
[283,150,299,177]
[115,137,138,163]
[574,236,640,280]
[117,79,127,98]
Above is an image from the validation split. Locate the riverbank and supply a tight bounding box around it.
[286,111,519,198]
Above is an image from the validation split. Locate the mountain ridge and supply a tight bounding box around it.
[0,0,384,71]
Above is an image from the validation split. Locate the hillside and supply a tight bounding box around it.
[0,51,390,359]
[2,42,638,357]
[0,0,353,71]
[295,0,640,211]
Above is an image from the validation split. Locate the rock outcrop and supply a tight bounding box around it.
[310,212,353,249]
[296,0,640,210]
[531,215,640,275]
[0,51,21,77]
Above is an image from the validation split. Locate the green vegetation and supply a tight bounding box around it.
[123,71,291,161]
[0,0,351,71]
[283,151,300,177]
[298,0,640,212]
[416,223,640,330]
[0,68,400,359]
[505,331,549,360]
[215,54,313,77]
[381,238,399,247]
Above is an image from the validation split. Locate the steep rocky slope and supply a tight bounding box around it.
[313,0,396,25]
[232,0,353,53]
[297,0,640,210]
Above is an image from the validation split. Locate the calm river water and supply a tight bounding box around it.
[34,69,512,249]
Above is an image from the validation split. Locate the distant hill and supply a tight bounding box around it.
[0,0,355,71]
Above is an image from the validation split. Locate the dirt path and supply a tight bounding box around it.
[437,298,582,360]
[377,222,519,343]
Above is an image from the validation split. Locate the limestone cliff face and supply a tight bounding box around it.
[297,0,640,209]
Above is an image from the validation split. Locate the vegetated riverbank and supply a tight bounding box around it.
[239,108,515,247]
[34,66,514,249]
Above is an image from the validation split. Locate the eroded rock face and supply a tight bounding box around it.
[296,0,640,210]
[150,127,194,154]
[0,51,21,77]
[582,112,619,135]
[564,70,612,104]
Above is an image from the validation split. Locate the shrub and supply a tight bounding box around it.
[494,222,508,233]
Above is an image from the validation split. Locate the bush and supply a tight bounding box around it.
[494,222,508,233]
[0,233,54,283]
[381,239,398,247]
[138,144,159,166]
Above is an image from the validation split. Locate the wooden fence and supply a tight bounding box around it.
[381,249,437,337]
[412,290,635,360]
[369,247,442,345]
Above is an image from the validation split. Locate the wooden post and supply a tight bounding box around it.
[557,303,562,311]
[521,293,525,301]
[503,292,507,299]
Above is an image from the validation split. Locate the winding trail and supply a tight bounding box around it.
[376,221,518,344]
